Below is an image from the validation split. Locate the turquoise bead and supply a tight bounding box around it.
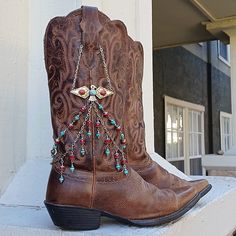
[110,119,116,125]
[60,130,66,136]
[116,164,121,171]
[70,164,75,173]
[59,175,64,184]
[96,132,101,138]
[89,89,97,96]
[123,169,129,175]
[105,148,110,156]
[122,145,126,149]
[98,104,103,110]
[87,131,92,137]
[74,115,80,121]
[80,148,85,156]
[120,133,125,140]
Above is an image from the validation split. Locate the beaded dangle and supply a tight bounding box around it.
[50,45,128,183]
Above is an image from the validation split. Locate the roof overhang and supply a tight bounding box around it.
[153,0,236,49]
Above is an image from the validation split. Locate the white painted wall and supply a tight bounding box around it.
[27,0,82,160]
[0,0,83,194]
[0,1,28,195]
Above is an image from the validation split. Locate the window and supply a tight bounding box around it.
[217,40,230,66]
[165,96,205,174]
[166,104,184,160]
[189,110,204,157]
[220,111,232,152]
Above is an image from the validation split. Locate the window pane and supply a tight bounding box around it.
[226,136,230,151]
[224,136,228,151]
[166,144,172,158]
[198,134,202,155]
[166,114,172,130]
[172,142,178,158]
[173,132,178,144]
[193,112,197,132]
[179,108,183,131]
[166,105,172,130]
[220,113,232,152]
[189,111,192,132]
[179,132,184,157]
[172,106,177,130]
[166,131,172,144]
[219,41,228,61]
[226,119,229,134]
[166,104,183,159]
[194,134,198,155]
[189,134,193,156]
[198,113,202,132]
[224,118,228,134]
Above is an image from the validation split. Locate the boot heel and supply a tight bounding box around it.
[44,201,101,230]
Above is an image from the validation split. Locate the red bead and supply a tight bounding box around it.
[100,89,106,96]
[104,139,111,144]
[103,112,108,117]
[114,153,119,159]
[116,126,121,131]
[55,138,60,144]
[69,155,75,161]
[60,165,65,172]
[86,120,92,126]
[79,89,86,95]
[121,139,127,144]
[80,106,86,113]
[68,124,74,129]
[80,139,85,144]
[95,122,100,127]
[121,159,127,165]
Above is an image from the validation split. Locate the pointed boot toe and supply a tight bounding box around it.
[189,179,212,197]
[132,160,211,202]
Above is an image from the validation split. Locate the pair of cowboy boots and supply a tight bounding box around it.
[44,6,211,230]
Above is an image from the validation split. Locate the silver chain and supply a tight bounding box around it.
[99,46,113,91]
[72,44,83,90]
[92,102,124,155]
[53,103,92,164]
[73,103,92,144]
[72,44,113,91]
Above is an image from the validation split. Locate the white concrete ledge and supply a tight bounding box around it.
[1,159,236,236]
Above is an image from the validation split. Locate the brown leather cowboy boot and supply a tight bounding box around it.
[124,38,211,198]
[44,6,209,230]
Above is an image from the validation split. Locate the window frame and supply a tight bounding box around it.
[217,40,231,67]
[164,96,205,174]
[220,111,232,152]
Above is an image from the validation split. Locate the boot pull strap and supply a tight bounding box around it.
[80,6,102,49]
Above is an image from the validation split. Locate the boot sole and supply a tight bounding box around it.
[44,184,212,230]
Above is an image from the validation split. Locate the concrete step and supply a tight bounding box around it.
[0,158,236,236]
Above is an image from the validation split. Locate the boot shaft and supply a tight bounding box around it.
[44,7,143,178]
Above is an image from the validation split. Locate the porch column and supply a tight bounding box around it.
[224,29,236,146]
[205,19,236,147]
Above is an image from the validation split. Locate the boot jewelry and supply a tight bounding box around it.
[50,45,128,183]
